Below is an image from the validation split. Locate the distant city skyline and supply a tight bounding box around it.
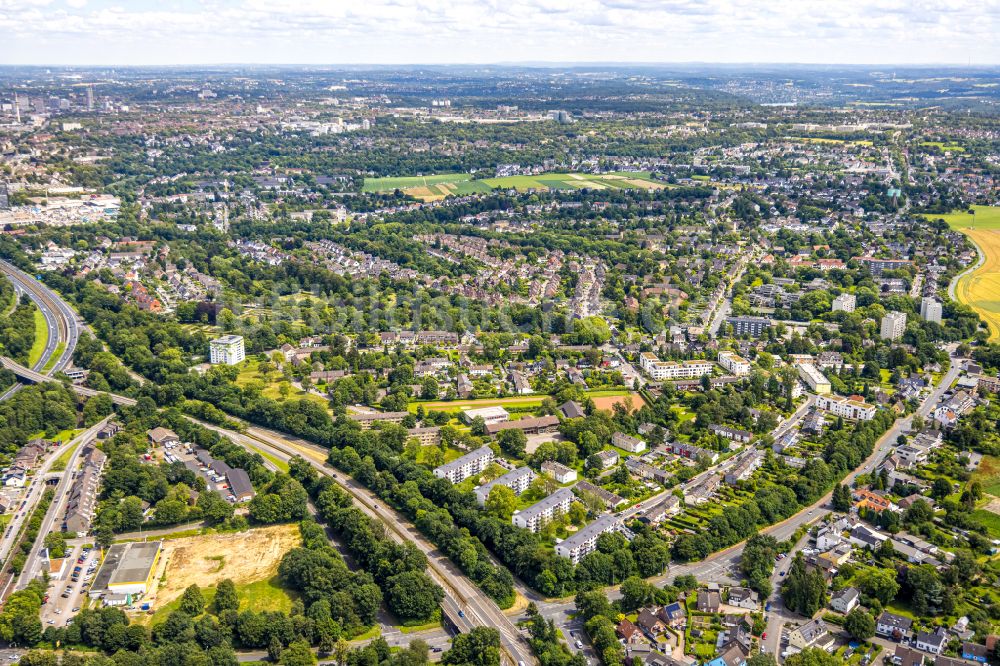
[0,0,998,66]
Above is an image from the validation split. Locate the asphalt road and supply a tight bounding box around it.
[0,259,79,402]
[197,420,535,666]
[14,418,110,592]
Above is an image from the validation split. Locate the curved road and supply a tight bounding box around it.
[0,260,79,400]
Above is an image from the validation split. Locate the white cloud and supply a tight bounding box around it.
[0,0,999,64]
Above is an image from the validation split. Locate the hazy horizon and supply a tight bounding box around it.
[1,0,998,67]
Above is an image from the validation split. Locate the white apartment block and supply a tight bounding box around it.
[717,351,751,376]
[920,297,942,324]
[555,514,620,563]
[639,353,714,381]
[612,432,646,453]
[880,311,907,341]
[474,466,536,506]
[796,362,832,394]
[832,293,856,313]
[513,487,574,532]
[816,394,876,421]
[209,335,245,365]
[433,445,495,484]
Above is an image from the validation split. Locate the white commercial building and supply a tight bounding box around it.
[817,394,876,420]
[920,297,942,324]
[433,445,495,484]
[555,514,620,563]
[209,335,245,365]
[513,487,574,532]
[832,293,856,313]
[880,311,907,341]
[639,353,714,381]
[460,406,509,425]
[796,362,832,394]
[717,351,751,376]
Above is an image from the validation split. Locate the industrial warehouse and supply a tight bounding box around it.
[89,541,162,605]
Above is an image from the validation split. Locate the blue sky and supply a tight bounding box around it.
[0,0,998,65]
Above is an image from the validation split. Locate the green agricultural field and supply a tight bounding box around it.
[925,205,1000,231]
[921,141,965,152]
[361,172,472,192]
[362,171,667,201]
[928,207,1000,341]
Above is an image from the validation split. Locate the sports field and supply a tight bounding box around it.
[927,206,1000,341]
[363,171,666,201]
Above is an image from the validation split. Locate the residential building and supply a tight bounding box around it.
[658,602,686,628]
[877,611,914,640]
[541,460,577,484]
[697,589,721,613]
[474,466,536,506]
[788,618,829,650]
[406,427,441,446]
[209,334,246,365]
[894,646,925,666]
[513,488,574,532]
[433,446,495,484]
[554,513,619,563]
[639,353,714,381]
[961,643,988,663]
[63,445,107,536]
[816,394,877,420]
[613,432,647,453]
[574,481,627,509]
[717,351,751,376]
[829,587,860,614]
[915,629,948,655]
[709,424,753,444]
[796,362,832,394]
[727,587,758,610]
[921,297,943,324]
[594,449,620,469]
[726,316,770,337]
[832,293,857,313]
[349,411,409,429]
[881,311,907,341]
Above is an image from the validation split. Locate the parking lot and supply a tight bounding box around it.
[42,544,98,626]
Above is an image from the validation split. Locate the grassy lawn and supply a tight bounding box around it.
[41,342,65,374]
[147,575,297,626]
[50,439,82,472]
[27,307,48,367]
[972,509,1000,539]
[397,611,442,634]
[235,359,331,411]
[244,442,290,473]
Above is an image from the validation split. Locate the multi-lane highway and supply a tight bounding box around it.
[0,259,79,401]
[197,420,535,666]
